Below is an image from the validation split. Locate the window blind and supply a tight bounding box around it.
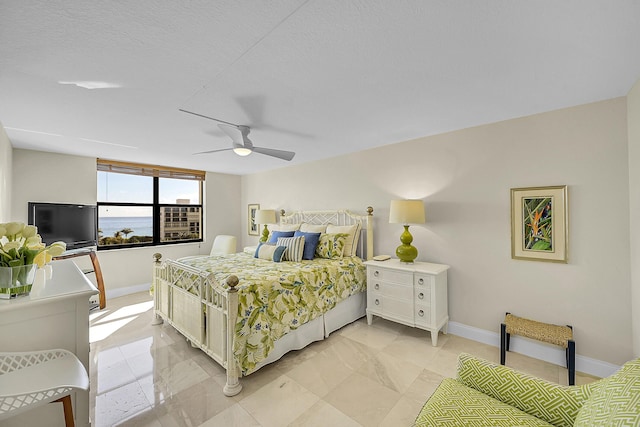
[97,159,205,181]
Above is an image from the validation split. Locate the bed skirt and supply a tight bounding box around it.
[253,291,366,370]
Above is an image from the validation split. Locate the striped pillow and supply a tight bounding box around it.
[277,236,305,262]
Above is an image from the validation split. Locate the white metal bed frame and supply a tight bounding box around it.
[152,207,373,396]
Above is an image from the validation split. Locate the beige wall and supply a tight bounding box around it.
[11,149,97,220]
[629,79,640,357]
[0,123,12,222]
[10,149,242,295]
[242,98,632,365]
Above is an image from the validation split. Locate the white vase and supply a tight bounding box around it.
[44,263,53,280]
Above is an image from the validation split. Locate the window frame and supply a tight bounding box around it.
[97,160,204,250]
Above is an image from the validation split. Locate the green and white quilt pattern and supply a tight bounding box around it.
[181,252,366,374]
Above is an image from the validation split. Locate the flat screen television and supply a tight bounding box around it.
[28,202,98,250]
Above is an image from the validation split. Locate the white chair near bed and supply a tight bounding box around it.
[210,234,236,255]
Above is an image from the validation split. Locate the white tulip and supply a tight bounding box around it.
[22,225,38,238]
[2,241,20,251]
[26,235,43,245]
[46,241,67,256]
[4,222,24,236]
[27,242,45,251]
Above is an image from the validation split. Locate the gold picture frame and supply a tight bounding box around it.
[248,204,260,236]
[510,185,568,263]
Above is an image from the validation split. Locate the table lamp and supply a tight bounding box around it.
[254,209,276,243]
[389,199,425,263]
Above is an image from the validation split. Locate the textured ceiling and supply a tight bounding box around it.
[1,1,639,175]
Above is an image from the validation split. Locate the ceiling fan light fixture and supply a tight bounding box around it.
[233,147,252,156]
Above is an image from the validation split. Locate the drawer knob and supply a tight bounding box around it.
[418,292,424,299]
[418,278,424,285]
[374,270,379,277]
[418,310,424,317]
[374,283,380,290]
[375,299,380,306]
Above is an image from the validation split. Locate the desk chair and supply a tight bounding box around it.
[0,349,89,427]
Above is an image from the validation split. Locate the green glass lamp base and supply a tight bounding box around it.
[396,225,418,263]
[260,225,269,243]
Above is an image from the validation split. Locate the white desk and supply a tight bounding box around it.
[0,260,98,427]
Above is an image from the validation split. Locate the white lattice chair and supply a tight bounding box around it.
[0,349,89,427]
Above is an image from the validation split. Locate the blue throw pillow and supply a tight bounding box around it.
[267,230,295,244]
[294,231,321,260]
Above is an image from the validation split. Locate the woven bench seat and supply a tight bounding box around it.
[500,312,576,385]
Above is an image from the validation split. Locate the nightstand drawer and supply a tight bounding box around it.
[383,297,414,322]
[368,294,383,311]
[415,274,434,289]
[415,288,431,304]
[369,280,413,300]
[369,268,413,285]
[414,305,431,326]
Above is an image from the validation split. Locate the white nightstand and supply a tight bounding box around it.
[364,259,450,346]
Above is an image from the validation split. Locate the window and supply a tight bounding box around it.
[97,159,204,249]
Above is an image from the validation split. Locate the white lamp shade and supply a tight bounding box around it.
[389,199,425,224]
[254,209,276,225]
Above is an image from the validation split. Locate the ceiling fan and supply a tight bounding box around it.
[180,109,295,161]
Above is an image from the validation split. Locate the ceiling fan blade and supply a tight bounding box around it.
[192,147,233,155]
[179,109,239,127]
[253,146,296,161]
[217,123,245,145]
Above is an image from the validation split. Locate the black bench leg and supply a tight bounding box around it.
[567,340,576,385]
[500,323,507,365]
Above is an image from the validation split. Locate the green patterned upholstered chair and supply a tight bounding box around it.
[414,353,640,427]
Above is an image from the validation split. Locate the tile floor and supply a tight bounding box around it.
[89,292,597,427]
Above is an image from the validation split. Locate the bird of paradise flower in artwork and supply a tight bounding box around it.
[524,198,553,251]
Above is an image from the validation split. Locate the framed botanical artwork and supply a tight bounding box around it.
[248,203,260,236]
[510,185,568,263]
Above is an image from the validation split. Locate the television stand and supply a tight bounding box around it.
[53,248,106,310]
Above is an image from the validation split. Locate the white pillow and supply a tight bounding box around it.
[276,236,305,262]
[326,223,361,257]
[299,222,327,233]
[268,223,301,233]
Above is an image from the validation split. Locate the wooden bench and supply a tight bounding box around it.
[500,312,575,385]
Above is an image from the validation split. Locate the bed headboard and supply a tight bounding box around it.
[279,207,374,260]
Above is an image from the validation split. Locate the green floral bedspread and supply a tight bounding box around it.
[179,252,366,374]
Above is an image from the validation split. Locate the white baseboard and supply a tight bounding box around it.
[447,321,620,378]
[105,283,151,300]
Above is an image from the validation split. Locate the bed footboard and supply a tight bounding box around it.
[152,253,242,396]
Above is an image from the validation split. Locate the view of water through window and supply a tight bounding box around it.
[98,216,153,239]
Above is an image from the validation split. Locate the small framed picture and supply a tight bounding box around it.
[248,204,260,236]
[510,185,568,263]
